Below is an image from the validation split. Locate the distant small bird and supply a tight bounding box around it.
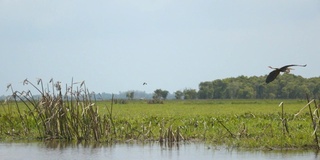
[266,64,307,83]
[143,82,147,85]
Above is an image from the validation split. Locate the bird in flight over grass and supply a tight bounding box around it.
[266,64,307,83]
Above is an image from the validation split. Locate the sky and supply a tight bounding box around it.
[0,0,320,96]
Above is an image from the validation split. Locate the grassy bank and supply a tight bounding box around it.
[1,80,319,149]
[1,98,319,149]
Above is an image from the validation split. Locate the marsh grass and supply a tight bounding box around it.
[1,79,320,149]
[0,79,184,143]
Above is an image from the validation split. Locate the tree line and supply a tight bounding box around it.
[175,74,320,99]
[64,74,319,100]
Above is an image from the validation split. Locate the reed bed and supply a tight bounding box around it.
[1,79,320,149]
[3,79,106,141]
[1,79,184,143]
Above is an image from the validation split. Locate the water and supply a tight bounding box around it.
[0,141,318,160]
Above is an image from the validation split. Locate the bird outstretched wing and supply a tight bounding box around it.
[266,64,306,83]
[266,70,280,83]
[279,64,307,70]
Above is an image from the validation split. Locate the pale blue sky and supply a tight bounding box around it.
[1,0,320,96]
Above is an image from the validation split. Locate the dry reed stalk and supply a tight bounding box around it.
[216,119,235,138]
[159,124,164,143]
[105,94,116,138]
[278,102,289,135]
[294,99,314,118]
[176,127,180,142]
[7,82,42,136]
[167,125,175,142]
[5,79,112,141]
[306,94,319,149]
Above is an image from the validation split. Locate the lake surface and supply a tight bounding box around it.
[0,141,318,160]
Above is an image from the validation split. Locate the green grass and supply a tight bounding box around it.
[1,98,318,150]
[112,99,316,149]
[105,99,308,118]
[2,79,318,150]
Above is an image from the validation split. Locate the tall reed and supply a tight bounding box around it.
[294,94,320,149]
[3,79,114,141]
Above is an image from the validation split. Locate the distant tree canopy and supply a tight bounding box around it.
[183,89,197,99]
[196,74,320,99]
[174,90,183,99]
[174,74,320,99]
[153,89,169,100]
[126,91,134,100]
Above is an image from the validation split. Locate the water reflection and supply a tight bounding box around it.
[0,141,319,160]
[42,140,109,149]
[160,141,180,149]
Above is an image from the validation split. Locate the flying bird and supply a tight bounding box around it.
[266,64,307,83]
[143,82,147,85]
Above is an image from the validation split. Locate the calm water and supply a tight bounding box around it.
[0,141,318,160]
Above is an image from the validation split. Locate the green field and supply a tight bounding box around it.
[104,99,307,117]
[1,99,319,150]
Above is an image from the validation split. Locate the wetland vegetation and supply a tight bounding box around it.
[1,78,320,150]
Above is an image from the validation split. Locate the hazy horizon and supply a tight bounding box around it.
[1,1,319,96]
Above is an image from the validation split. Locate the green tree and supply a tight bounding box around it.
[153,89,162,99]
[183,89,197,99]
[174,90,183,99]
[126,91,134,100]
[160,90,169,100]
[197,74,320,99]
[198,81,214,99]
[153,89,169,100]
[225,81,240,99]
[212,79,227,98]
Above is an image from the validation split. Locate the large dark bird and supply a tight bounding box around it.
[266,64,307,83]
